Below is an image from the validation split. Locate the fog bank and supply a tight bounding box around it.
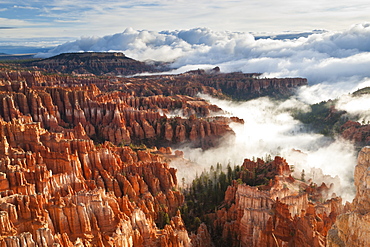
[172,95,357,202]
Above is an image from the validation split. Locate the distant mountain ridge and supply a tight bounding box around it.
[29,52,163,76]
[0,53,36,60]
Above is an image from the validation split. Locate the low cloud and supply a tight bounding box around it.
[336,93,370,123]
[37,23,370,100]
[296,77,370,104]
[173,95,357,202]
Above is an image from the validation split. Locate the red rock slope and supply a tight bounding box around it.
[211,157,344,247]
[0,116,200,246]
[0,67,236,149]
[327,146,370,247]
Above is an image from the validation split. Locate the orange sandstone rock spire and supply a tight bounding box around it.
[327,146,370,247]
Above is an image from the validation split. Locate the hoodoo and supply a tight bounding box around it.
[327,146,370,247]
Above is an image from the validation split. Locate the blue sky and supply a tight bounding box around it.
[1,0,370,53]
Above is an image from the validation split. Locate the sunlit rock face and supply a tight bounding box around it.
[327,146,370,247]
[0,65,219,246]
[0,68,238,150]
[0,116,196,246]
[212,157,343,247]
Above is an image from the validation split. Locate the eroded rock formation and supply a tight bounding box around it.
[0,61,313,246]
[212,157,343,247]
[0,114,204,246]
[0,64,220,246]
[25,52,307,100]
[0,67,236,149]
[327,146,370,247]
[110,69,307,100]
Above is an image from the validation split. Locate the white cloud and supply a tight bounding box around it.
[13,5,39,10]
[174,94,357,202]
[0,17,34,27]
[336,92,370,122]
[37,24,370,87]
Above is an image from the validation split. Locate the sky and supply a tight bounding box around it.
[1,0,370,53]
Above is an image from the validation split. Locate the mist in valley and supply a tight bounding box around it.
[171,94,357,202]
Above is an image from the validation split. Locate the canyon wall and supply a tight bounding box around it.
[27,52,307,100]
[0,68,235,149]
[0,108,212,246]
[112,70,308,100]
[327,146,370,247]
[0,64,221,246]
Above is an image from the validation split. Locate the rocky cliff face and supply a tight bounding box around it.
[212,157,343,247]
[327,146,370,247]
[0,67,235,149]
[0,63,221,246]
[111,69,307,100]
[0,111,210,246]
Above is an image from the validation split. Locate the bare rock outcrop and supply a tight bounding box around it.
[213,157,342,247]
[327,146,370,247]
[0,70,236,149]
[0,114,198,246]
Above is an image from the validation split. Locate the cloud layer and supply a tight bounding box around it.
[174,95,357,202]
[38,23,370,99]
[336,92,370,122]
